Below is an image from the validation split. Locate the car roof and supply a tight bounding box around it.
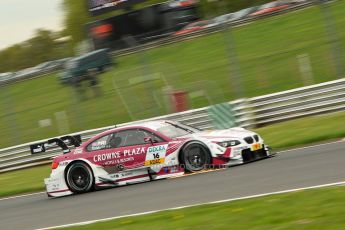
[83,120,177,146]
[87,120,174,142]
[121,120,174,131]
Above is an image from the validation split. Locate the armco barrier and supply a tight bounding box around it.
[1,77,344,173]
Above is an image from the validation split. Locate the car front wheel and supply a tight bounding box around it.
[180,142,211,173]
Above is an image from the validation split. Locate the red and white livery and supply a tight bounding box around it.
[43,120,270,197]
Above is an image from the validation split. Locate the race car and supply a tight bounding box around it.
[36,120,271,197]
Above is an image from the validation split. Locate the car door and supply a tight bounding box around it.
[85,133,117,167]
[85,128,168,170]
[114,129,169,169]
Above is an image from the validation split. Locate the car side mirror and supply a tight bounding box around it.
[144,137,154,145]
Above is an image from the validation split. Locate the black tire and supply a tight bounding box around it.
[180,142,211,173]
[66,162,94,194]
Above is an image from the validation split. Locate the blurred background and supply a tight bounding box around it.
[0,0,344,148]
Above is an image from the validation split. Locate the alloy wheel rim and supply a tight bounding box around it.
[69,166,90,190]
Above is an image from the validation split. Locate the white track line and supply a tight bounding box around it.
[277,139,345,154]
[39,181,345,230]
[0,192,45,202]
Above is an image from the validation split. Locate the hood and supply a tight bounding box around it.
[176,128,256,142]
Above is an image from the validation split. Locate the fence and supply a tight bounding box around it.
[0,0,315,86]
[1,77,344,173]
[113,1,315,57]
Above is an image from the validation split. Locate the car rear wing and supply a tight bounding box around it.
[29,135,82,155]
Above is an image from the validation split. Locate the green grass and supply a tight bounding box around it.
[62,186,345,229]
[256,112,345,149]
[1,111,344,199]
[1,1,345,147]
[0,165,50,197]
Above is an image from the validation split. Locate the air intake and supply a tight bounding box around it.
[244,136,254,144]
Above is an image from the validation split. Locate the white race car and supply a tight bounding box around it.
[35,120,270,197]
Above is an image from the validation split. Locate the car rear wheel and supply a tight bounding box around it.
[180,142,211,173]
[66,162,94,193]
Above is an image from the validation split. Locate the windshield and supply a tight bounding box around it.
[157,122,199,138]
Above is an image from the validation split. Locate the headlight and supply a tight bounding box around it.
[217,140,241,147]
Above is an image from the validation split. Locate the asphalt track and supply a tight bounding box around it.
[1,141,345,230]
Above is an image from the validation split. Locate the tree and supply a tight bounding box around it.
[0,29,71,72]
[62,0,91,47]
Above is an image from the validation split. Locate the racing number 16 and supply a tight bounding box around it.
[153,153,159,159]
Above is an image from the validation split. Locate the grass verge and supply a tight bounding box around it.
[256,111,345,149]
[63,185,345,230]
[1,1,344,147]
[0,111,344,198]
[0,165,50,198]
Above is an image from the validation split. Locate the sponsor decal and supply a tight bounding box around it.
[144,158,165,166]
[116,164,125,171]
[59,161,68,166]
[33,145,44,153]
[30,143,48,154]
[74,148,83,154]
[121,171,135,177]
[102,157,134,166]
[123,147,145,157]
[94,147,146,166]
[109,174,120,179]
[91,140,107,151]
[93,152,121,162]
[51,183,60,191]
[148,145,166,153]
[251,143,262,151]
[144,144,168,166]
[170,166,180,173]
